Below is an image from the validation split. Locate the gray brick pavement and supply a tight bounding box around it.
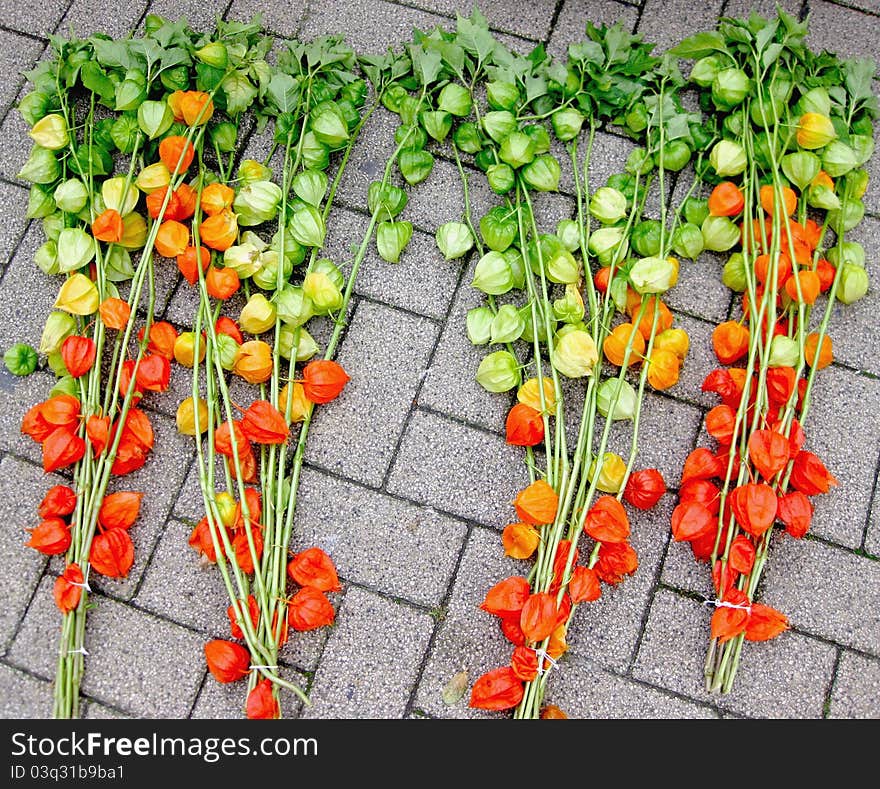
[1,0,878,721]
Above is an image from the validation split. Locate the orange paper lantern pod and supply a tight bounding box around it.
[216,316,244,344]
[569,565,601,604]
[480,576,530,620]
[765,366,797,406]
[179,91,215,126]
[229,446,258,483]
[815,258,836,292]
[301,360,350,404]
[710,589,751,643]
[189,517,222,563]
[155,219,190,258]
[115,408,154,452]
[631,298,673,341]
[92,208,123,243]
[804,332,833,369]
[200,209,238,251]
[228,594,260,640]
[513,479,558,525]
[708,181,744,217]
[690,520,728,563]
[744,603,789,641]
[712,559,738,598]
[146,186,178,221]
[728,534,757,575]
[582,495,630,543]
[118,359,142,401]
[550,539,578,593]
[158,135,195,173]
[759,184,797,217]
[510,645,539,682]
[681,447,723,485]
[200,183,235,216]
[701,367,746,409]
[501,522,540,560]
[594,266,610,293]
[754,252,792,288]
[232,488,262,531]
[776,490,813,538]
[246,678,279,720]
[231,527,263,574]
[785,270,820,304]
[712,321,750,365]
[541,705,568,719]
[54,563,84,613]
[42,428,86,473]
[204,639,250,683]
[214,419,251,458]
[790,451,838,496]
[287,587,335,631]
[519,592,559,643]
[287,547,341,592]
[176,245,211,286]
[21,404,55,443]
[748,429,790,481]
[38,485,77,518]
[729,483,777,537]
[86,415,110,455]
[134,353,171,392]
[138,321,178,360]
[99,297,131,330]
[623,468,665,510]
[469,666,524,711]
[671,500,716,543]
[594,541,638,585]
[25,517,71,555]
[505,402,545,446]
[240,400,289,445]
[500,617,525,646]
[110,438,148,477]
[97,491,143,531]
[40,395,81,430]
[679,478,721,514]
[705,404,737,446]
[603,322,645,367]
[90,528,134,577]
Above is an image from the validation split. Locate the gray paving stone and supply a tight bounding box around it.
[294,466,466,606]
[387,408,528,526]
[405,0,555,41]
[413,525,529,719]
[660,536,715,596]
[84,700,132,719]
[804,366,879,547]
[664,311,720,409]
[225,0,307,38]
[761,536,880,656]
[304,300,438,487]
[824,216,880,377]
[0,100,31,184]
[864,100,880,217]
[866,468,880,556]
[322,207,460,320]
[0,1,67,39]
[0,180,30,269]
[193,665,308,719]
[0,663,53,717]
[0,456,58,653]
[632,588,837,718]
[603,391,703,489]
[724,0,804,18]
[58,0,148,39]
[0,367,55,465]
[665,253,735,324]
[566,493,673,672]
[418,259,514,434]
[0,223,61,352]
[0,30,43,118]
[828,650,880,719]
[8,576,205,717]
[807,0,880,60]
[300,0,448,55]
[638,0,725,52]
[135,519,230,636]
[302,585,433,718]
[544,656,719,718]
[145,0,229,31]
[548,0,639,58]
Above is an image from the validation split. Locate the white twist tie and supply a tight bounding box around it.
[533,648,557,675]
[67,646,89,656]
[249,664,278,670]
[704,597,752,614]
[70,565,92,592]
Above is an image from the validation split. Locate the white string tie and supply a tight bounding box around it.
[249,664,278,670]
[704,597,752,614]
[67,646,89,656]
[534,648,557,675]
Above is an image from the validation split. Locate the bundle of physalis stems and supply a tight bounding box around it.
[14,16,246,718]
[181,32,448,717]
[403,12,707,717]
[666,9,876,693]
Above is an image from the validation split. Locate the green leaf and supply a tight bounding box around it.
[266,72,300,114]
[669,31,729,59]
[455,9,495,64]
[441,671,469,706]
[762,43,783,69]
[524,74,548,103]
[223,72,258,116]
[844,58,877,105]
[80,61,114,102]
[91,37,134,70]
[409,45,442,87]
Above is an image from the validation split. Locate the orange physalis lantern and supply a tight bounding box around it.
[513,479,558,525]
[469,666,524,711]
[287,547,342,592]
[301,360,350,404]
[744,603,789,641]
[287,587,335,631]
[99,297,131,330]
[501,523,540,560]
[89,529,135,577]
[54,563,84,613]
[204,639,250,683]
[246,679,279,720]
[582,495,630,543]
[97,491,143,531]
[505,403,545,446]
[790,451,838,496]
[92,208,123,243]
[480,576,530,620]
[712,321,749,365]
[240,400,289,445]
[729,483,777,537]
[25,517,71,555]
[623,468,666,510]
[671,500,715,543]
